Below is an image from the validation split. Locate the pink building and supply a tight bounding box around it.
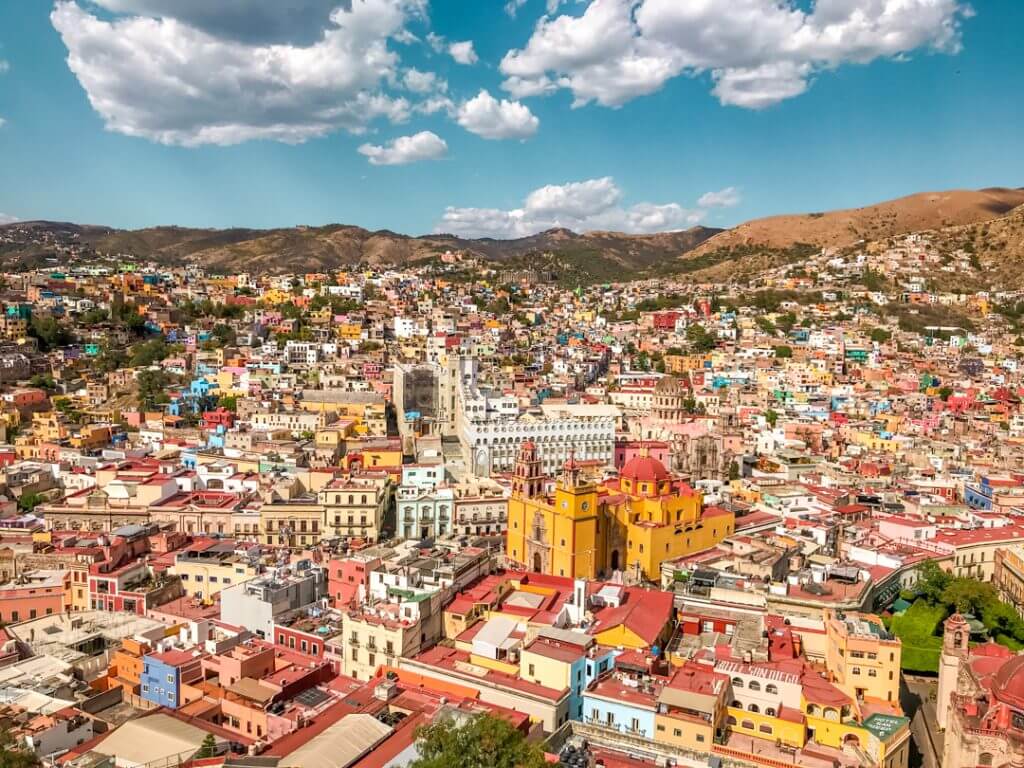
[613,440,670,471]
[0,570,68,623]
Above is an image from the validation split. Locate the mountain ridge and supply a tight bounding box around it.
[2,186,1021,279]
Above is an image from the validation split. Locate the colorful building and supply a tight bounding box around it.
[507,443,734,581]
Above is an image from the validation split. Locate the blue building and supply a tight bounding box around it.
[140,650,202,709]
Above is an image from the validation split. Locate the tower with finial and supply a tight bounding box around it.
[937,613,970,730]
[561,448,581,489]
[512,439,543,499]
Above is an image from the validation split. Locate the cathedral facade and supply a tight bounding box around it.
[506,441,734,582]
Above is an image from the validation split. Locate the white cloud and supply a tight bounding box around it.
[436,176,707,238]
[505,0,528,17]
[86,0,360,45]
[0,117,6,128]
[51,0,431,146]
[456,90,539,140]
[426,32,446,53]
[414,96,455,116]
[358,131,448,165]
[0,60,9,74]
[449,40,479,65]
[500,0,971,109]
[0,213,18,225]
[697,186,741,209]
[403,68,447,94]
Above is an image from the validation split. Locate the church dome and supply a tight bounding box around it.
[654,375,684,395]
[621,454,670,484]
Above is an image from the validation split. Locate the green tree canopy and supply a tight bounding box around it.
[685,323,716,352]
[0,726,40,768]
[195,733,218,759]
[941,579,997,616]
[915,560,951,604]
[407,714,547,768]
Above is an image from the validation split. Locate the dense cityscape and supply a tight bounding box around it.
[2,1,1021,767]
[0,219,1022,768]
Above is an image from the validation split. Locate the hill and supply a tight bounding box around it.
[0,220,722,276]
[2,186,1020,281]
[671,187,1024,280]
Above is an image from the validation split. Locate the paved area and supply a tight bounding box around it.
[903,675,943,768]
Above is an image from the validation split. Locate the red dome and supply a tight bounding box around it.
[620,455,670,484]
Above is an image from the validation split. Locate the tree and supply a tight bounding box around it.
[764,409,778,428]
[0,726,40,768]
[28,316,72,351]
[773,345,793,359]
[211,323,237,346]
[407,714,547,768]
[916,560,951,605]
[29,374,55,390]
[130,338,169,367]
[195,733,218,759]
[17,492,43,513]
[941,579,996,616]
[776,312,797,335]
[938,386,954,401]
[685,323,716,352]
[136,370,171,410]
[870,327,892,344]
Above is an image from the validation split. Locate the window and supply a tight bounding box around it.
[766,684,778,694]
[748,680,761,692]
[748,704,759,713]
[765,707,776,717]
[759,724,773,735]
[167,674,174,683]
[868,669,877,677]
[696,734,705,743]
[732,677,744,688]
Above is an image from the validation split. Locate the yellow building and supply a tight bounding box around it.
[506,444,733,582]
[171,546,260,602]
[825,610,902,706]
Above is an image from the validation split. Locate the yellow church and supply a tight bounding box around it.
[506,441,734,582]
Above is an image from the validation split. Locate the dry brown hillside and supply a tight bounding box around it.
[683,187,1024,261]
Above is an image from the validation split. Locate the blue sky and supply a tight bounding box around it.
[0,0,1021,238]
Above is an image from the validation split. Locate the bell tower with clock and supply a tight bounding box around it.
[552,452,603,579]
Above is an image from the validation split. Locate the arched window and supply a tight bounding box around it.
[726,716,737,726]
[765,707,776,717]
[731,700,742,708]
[732,677,744,688]
[748,680,761,692]
[979,754,993,767]
[766,684,778,695]
[748,704,759,713]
